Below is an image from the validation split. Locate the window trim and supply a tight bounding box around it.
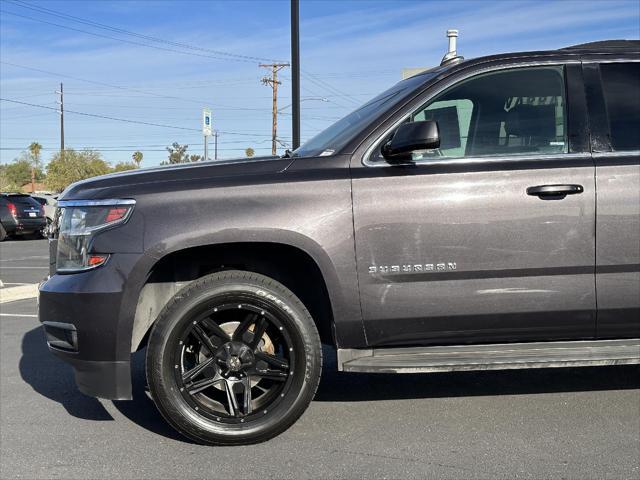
[363,61,580,168]
[587,60,640,153]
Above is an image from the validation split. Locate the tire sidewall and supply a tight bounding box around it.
[146,272,321,444]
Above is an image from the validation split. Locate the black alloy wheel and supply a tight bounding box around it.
[146,270,322,445]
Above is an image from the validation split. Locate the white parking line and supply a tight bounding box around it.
[0,284,39,303]
[0,255,49,262]
[0,313,38,318]
[0,266,48,269]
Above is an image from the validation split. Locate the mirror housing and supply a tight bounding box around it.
[381,120,440,163]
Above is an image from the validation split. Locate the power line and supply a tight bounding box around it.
[1,98,200,131]
[6,0,287,64]
[0,9,269,64]
[2,3,371,109]
[0,62,273,112]
[0,98,288,138]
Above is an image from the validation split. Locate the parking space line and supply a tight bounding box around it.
[0,266,48,269]
[0,255,49,262]
[0,283,39,303]
[0,313,38,318]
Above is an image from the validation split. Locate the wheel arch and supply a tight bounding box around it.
[130,238,342,352]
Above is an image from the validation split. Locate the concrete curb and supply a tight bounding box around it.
[0,284,39,304]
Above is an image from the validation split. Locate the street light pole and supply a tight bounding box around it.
[291,0,300,150]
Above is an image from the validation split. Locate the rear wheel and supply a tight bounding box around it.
[146,270,322,445]
[0,224,6,242]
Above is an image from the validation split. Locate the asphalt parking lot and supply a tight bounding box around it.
[1,239,639,479]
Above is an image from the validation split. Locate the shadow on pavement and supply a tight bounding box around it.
[20,329,640,439]
[112,348,190,442]
[19,327,113,421]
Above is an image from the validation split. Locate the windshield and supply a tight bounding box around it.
[292,72,438,158]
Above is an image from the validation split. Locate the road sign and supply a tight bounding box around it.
[203,109,212,136]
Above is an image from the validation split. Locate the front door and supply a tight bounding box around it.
[352,64,597,347]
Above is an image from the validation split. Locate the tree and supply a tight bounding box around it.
[245,147,255,157]
[112,162,138,172]
[132,151,143,168]
[28,142,42,170]
[27,142,43,192]
[45,149,111,192]
[162,142,202,165]
[1,156,44,191]
[0,164,20,192]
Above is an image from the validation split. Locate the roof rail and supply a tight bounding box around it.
[562,40,640,50]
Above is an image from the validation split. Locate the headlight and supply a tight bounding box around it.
[56,199,135,273]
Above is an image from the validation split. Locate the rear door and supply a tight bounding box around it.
[583,60,640,337]
[351,63,597,347]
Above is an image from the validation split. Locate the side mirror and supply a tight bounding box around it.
[381,120,440,163]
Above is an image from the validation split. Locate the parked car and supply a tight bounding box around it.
[31,194,58,236]
[0,193,47,241]
[39,39,639,445]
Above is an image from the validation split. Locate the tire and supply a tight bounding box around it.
[41,218,52,238]
[146,270,322,445]
[0,223,6,242]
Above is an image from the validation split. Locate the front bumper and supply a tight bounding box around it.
[38,253,144,400]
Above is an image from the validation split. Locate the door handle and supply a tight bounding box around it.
[526,184,584,198]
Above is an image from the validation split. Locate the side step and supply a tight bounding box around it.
[338,339,640,373]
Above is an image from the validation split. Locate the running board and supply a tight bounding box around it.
[337,339,640,373]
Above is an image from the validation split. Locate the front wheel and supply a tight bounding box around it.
[146,270,322,445]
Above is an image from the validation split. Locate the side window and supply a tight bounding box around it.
[600,63,640,151]
[402,66,568,162]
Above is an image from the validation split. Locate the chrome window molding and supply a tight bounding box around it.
[593,150,640,158]
[362,61,581,168]
[366,152,592,169]
[57,199,136,208]
[583,58,640,64]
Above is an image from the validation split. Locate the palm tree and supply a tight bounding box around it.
[132,150,143,168]
[27,142,42,193]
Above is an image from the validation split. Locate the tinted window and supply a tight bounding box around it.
[4,194,40,208]
[600,63,640,151]
[293,71,442,158]
[372,66,567,163]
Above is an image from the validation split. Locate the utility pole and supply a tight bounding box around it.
[56,83,64,154]
[214,131,218,160]
[291,0,301,150]
[260,63,289,155]
[204,135,208,161]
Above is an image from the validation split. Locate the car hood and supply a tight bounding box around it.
[59,156,293,200]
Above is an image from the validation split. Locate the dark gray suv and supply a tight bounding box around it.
[39,40,640,445]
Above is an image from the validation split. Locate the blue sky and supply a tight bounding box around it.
[1,0,639,167]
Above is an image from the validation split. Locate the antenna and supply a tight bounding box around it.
[441,29,464,66]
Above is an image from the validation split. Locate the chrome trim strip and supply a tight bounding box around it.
[363,61,577,168]
[365,153,592,169]
[592,150,640,158]
[57,199,136,207]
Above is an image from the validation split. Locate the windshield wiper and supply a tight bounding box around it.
[281,149,294,158]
